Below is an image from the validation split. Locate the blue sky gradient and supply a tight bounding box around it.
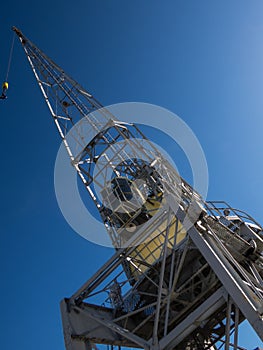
[1,1,263,349]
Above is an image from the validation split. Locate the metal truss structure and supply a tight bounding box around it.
[14,27,263,350]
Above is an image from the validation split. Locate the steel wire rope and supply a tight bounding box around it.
[5,32,15,82]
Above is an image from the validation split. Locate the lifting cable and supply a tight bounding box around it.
[1,31,15,99]
[5,31,16,82]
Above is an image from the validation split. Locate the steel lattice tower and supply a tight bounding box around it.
[14,27,263,350]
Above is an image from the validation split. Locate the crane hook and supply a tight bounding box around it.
[1,30,15,101]
[0,81,8,99]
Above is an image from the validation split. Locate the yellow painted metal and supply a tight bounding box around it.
[124,198,187,280]
[2,82,8,90]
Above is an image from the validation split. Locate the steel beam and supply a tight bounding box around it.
[158,287,226,349]
[187,224,263,340]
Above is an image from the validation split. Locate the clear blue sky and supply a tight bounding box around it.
[1,1,263,349]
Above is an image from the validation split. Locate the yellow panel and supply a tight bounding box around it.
[127,213,187,279]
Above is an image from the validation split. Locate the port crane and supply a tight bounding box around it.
[13,27,263,350]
